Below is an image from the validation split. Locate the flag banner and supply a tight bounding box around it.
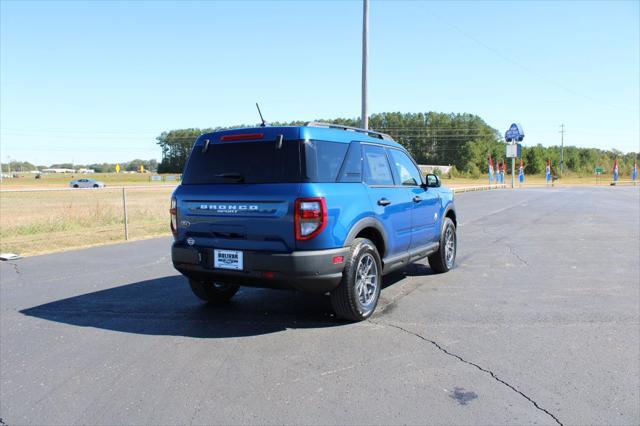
[633,160,638,181]
[519,159,525,183]
[613,159,619,182]
[546,160,551,183]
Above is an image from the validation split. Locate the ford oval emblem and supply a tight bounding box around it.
[186,237,195,246]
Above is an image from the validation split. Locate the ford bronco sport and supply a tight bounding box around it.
[171,122,457,321]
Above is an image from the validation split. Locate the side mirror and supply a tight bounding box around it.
[425,174,441,188]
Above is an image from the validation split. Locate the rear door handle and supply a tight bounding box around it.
[413,196,422,203]
[377,198,391,206]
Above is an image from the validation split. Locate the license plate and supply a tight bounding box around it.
[213,249,243,270]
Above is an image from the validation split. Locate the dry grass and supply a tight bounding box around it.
[0,187,174,255]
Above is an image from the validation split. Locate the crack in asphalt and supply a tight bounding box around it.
[504,243,529,266]
[371,320,563,426]
[7,261,20,275]
[479,226,529,267]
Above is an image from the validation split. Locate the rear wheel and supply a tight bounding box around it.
[428,217,456,273]
[188,279,239,303]
[73,184,79,188]
[93,184,99,188]
[330,238,382,321]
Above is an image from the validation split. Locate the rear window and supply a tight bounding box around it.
[303,140,349,182]
[182,140,302,184]
[182,138,354,184]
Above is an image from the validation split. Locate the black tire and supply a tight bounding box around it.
[93,184,99,188]
[188,279,239,303]
[73,184,79,188]
[428,217,456,273]
[330,238,382,321]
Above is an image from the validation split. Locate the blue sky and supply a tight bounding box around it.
[1,0,638,165]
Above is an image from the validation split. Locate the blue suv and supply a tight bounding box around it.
[171,123,457,321]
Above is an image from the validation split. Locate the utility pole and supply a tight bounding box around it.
[511,146,515,189]
[361,0,369,130]
[559,124,565,176]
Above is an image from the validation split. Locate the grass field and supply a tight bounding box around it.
[0,187,174,256]
[0,173,634,256]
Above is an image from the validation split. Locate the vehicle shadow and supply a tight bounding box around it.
[20,275,343,339]
[20,263,432,339]
[381,261,435,290]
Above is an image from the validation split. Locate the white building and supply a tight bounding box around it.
[41,168,76,173]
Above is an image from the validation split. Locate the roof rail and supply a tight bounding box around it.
[305,121,393,141]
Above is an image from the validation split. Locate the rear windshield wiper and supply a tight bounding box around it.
[214,173,245,182]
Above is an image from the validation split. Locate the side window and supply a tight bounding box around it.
[363,145,394,186]
[304,140,349,182]
[338,142,362,182]
[389,149,423,186]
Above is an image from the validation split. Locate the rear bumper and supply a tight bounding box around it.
[172,243,348,293]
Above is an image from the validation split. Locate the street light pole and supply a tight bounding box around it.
[361,0,369,130]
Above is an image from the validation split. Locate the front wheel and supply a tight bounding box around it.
[428,217,456,273]
[330,238,382,321]
[188,279,239,303]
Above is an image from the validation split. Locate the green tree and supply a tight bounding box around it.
[524,144,546,174]
[2,160,37,172]
[154,112,638,177]
[157,128,214,173]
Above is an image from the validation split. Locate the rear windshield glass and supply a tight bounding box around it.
[182,138,353,184]
[182,140,302,184]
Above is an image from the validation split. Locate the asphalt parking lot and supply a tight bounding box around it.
[1,186,638,425]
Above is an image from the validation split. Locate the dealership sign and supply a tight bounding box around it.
[505,123,525,142]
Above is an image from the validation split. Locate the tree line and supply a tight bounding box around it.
[156,112,638,177]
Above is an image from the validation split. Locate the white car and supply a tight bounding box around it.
[69,178,105,188]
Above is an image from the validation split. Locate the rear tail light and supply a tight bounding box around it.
[295,197,327,240]
[170,197,177,236]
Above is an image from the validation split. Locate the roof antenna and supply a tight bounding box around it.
[256,103,267,127]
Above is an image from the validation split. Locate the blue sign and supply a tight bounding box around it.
[505,123,525,142]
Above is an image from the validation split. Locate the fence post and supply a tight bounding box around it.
[122,187,129,241]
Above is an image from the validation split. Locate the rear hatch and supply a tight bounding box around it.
[175,131,302,252]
